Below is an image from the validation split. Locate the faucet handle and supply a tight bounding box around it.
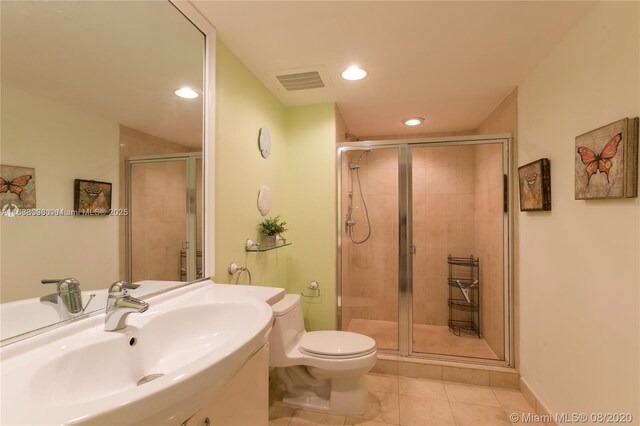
[105,281,149,331]
[42,278,80,291]
[108,280,128,296]
[41,278,82,315]
[108,280,140,295]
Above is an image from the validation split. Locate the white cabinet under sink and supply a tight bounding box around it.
[200,343,269,426]
[134,343,269,426]
[206,343,269,425]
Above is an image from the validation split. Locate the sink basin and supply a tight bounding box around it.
[0,290,108,340]
[1,280,185,342]
[0,280,283,425]
[29,302,264,405]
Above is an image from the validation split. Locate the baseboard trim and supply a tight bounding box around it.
[519,377,558,425]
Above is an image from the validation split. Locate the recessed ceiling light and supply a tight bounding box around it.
[403,117,425,126]
[174,87,198,99]
[341,66,367,81]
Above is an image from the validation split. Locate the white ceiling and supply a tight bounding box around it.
[1,1,204,147]
[1,1,596,144]
[193,1,595,138]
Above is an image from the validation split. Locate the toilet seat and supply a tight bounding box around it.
[300,331,376,359]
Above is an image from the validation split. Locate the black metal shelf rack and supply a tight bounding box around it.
[448,255,480,337]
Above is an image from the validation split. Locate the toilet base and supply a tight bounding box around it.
[280,375,369,415]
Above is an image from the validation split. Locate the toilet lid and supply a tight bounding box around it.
[300,331,376,357]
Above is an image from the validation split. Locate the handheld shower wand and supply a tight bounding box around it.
[345,150,372,244]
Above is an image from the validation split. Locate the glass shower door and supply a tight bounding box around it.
[340,147,400,351]
[338,138,510,363]
[194,157,203,278]
[410,142,506,360]
[127,154,201,282]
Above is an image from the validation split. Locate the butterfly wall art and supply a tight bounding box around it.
[73,179,112,215]
[575,117,639,199]
[0,165,36,209]
[518,158,551,211]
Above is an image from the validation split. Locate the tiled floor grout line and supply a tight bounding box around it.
[443,383,461,426]
[270,372,533,425]
[447,397,459,426]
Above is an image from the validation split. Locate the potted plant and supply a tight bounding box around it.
[258,216,287,247]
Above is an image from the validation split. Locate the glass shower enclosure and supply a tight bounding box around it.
[126,152,202,283]
[338,136,512,365]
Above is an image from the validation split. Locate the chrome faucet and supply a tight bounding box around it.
[41,278,85,318]
[105,281,149,331]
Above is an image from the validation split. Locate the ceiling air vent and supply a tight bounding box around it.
[275,70,325,91]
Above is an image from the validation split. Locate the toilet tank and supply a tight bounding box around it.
[269,294,305,366]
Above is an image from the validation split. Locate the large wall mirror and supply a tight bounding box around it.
[0,1,208,341]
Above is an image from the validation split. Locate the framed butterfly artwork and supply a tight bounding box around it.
[575,117,639,199]
[518,158,551,211]
[74,179,112,215]
[0,165,36,210]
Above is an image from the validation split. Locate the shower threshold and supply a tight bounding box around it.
[347,318,499,360]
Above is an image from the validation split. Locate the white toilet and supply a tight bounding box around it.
[269,294,377,415]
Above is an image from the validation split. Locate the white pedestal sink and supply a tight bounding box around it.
[0,280,283,425]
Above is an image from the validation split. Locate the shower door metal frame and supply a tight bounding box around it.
[336,134,514,367]
[336,143,405,352]
[125,152,202,283]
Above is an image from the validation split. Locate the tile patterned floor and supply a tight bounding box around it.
[347,319,499,360]
[269,373,545,426]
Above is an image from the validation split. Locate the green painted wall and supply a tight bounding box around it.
[215,41,337,331]
[214,41,289,288]
[285,104,337,331]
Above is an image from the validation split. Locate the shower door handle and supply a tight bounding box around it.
[409,245,417,255]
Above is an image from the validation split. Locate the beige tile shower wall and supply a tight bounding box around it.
[474,144,504,359]
[341,149,399,325]
[412,146,477,327]
[475,88,517,365]
[118,125,195,281]
[130,161,186,281]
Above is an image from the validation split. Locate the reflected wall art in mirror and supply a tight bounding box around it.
[0,0,208,343]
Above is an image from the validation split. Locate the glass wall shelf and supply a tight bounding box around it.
[245,242,292,252]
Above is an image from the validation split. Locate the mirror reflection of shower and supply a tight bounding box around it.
[345,150,372,244]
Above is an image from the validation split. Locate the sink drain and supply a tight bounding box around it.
[137,373,165,386]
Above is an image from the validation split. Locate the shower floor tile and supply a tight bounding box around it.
[347,318,499,360]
